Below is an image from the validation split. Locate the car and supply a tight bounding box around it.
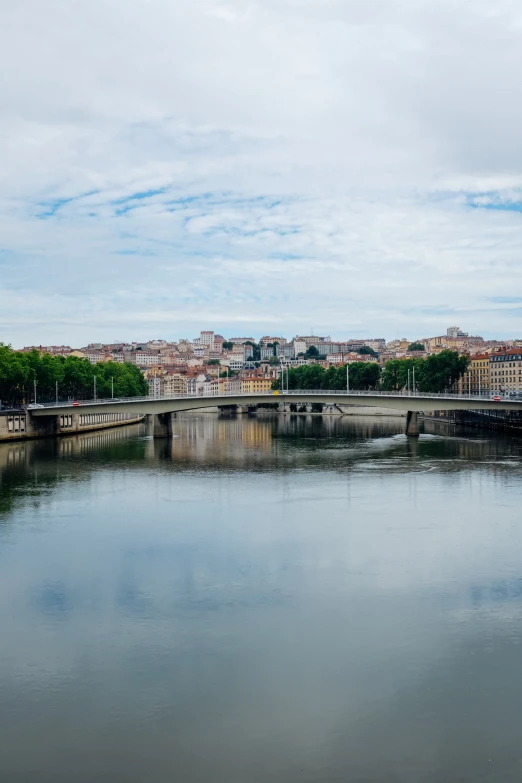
[27,403,44,409]
[72,400,80,407]
[493,395,501,402]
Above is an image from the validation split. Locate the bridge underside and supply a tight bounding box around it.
[30,393,522,439]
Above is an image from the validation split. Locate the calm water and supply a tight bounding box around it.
[2,413,522,782]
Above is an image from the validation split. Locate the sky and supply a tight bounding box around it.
[2,0,522,347]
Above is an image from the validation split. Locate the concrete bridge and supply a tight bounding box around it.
[27,390,522,437]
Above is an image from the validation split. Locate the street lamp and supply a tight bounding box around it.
[346,362,350,393]
[94,375,97,401]
[33,379,37,404]
[111,377,114,399]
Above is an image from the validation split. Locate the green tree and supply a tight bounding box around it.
[380,351,468,393]
[272,361,381,392]
[222,341,234,350]
[305,345,319,358]
[0,344,147,406]
[244,341,260,361]
[358,345,377,356]
[417,351,468,393]
[408,342,425,351]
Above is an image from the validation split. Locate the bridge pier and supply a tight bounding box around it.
[405,411,420,437]
[148,413,173,438]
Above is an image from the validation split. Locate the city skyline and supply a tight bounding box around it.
[7,324,522,353]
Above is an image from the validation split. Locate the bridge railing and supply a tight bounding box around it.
[27,388,506,410]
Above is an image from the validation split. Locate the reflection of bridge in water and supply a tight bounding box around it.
[29,390,522,438]
[3,415,522,502]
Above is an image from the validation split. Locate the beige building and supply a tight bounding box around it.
[163,373,189,396]
[458,354,490,395]
[240,377,273,394]
[490,349,522,394]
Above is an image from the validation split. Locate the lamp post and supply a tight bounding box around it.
[94,376,97,401]
[56,380,58,404]
[34,379,37,404]
[412,366,416,396]
[346,362,350,393]
[111,377,114,399]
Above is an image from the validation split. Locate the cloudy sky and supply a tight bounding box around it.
[2,0,522,346]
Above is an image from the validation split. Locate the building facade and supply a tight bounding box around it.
[490,350,522,394]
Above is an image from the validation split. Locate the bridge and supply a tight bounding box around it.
[27,390,522,437]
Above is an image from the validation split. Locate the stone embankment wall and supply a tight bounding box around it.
[0,410,144,442]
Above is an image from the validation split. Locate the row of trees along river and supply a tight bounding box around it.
[0,344,148,407]
[272,351,469,393]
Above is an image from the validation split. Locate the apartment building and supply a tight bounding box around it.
[240,377,273,394]
[199,331,215,349]
[458,354,490,395]
[163,372,189,396]
[148,377,164,398]
[259,336,288,347]
[85,351,106,364]
[490,349,522,394]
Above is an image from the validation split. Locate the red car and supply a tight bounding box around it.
[493,395,501,402]
[72,400,80,407]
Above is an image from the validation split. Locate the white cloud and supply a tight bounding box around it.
[1,0,522,344]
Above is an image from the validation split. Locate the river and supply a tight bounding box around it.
[1,413,522,782]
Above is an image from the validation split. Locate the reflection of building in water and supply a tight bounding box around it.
[170,414,273,461]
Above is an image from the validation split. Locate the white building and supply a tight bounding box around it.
[199,331,215,350]
[148,377,164,397]
[134,353,161,366]
[85,352,105,365]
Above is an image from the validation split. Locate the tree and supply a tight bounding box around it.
[408,342,425,352]
[305,345,319,358]
[222,341,234,350]
[358,345,377,356]
[380,351,468,393]
[0,344,147,406]
[272,361,381,392]
[417,351,468,393]
[207,359,220,365]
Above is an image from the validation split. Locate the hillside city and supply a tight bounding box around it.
[18,326,522,398]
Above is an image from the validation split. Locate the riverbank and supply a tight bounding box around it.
[0,410,145,442]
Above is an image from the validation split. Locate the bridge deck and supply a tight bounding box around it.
[28,390,522,417]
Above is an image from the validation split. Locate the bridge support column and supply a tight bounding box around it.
[405,411,420,437]
[149,413,173,438]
